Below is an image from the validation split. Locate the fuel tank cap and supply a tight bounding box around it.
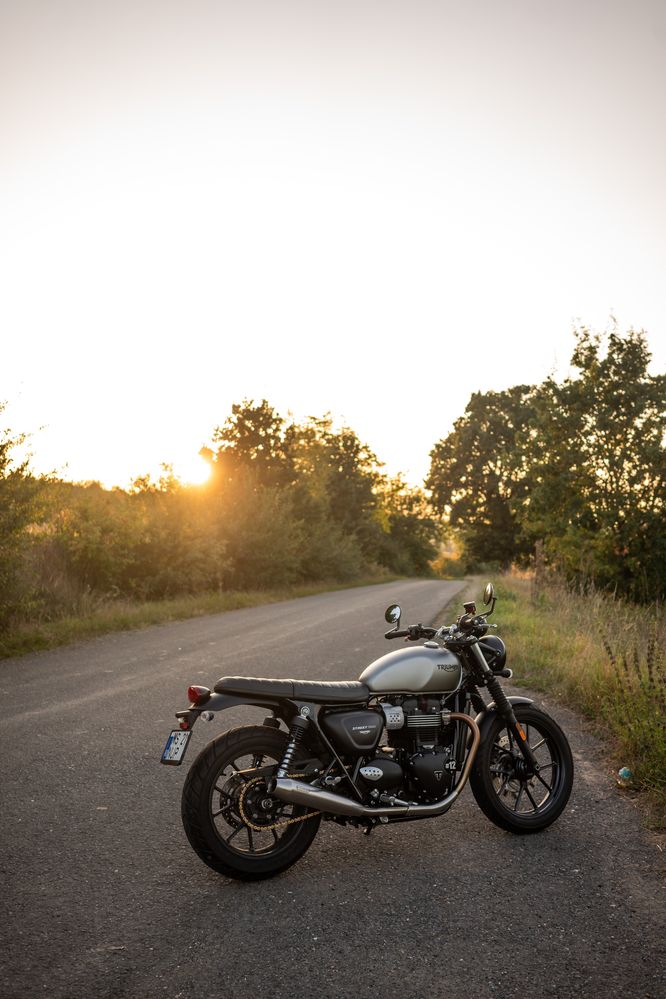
[423,640,439,648]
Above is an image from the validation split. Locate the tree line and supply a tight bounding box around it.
[1,324,663,637]
[427,325,665,602]
[0,403,437,632]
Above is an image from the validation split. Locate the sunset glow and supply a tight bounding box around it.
[176,454,212,487]
[1,1,664,487]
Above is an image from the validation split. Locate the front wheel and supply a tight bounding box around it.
[470,705,574,834]
[181,725,321,880]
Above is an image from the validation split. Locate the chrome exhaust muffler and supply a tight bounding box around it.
[273,713,480,820]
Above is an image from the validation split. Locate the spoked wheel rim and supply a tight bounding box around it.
[489,721,564,817]
[209,749,311,857]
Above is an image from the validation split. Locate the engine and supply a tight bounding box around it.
[381,696,458,802]
[319,698,459,804]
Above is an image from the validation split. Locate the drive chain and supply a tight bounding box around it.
[237,773,320,833]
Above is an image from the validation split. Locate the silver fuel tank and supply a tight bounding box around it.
[359,644,462,694]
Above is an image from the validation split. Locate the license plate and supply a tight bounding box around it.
[160,729,192,766]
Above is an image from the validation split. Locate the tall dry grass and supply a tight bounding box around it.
[0,574,397,660]
[496,573,666,823]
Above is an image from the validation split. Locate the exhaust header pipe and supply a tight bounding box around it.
[273,713,480,821]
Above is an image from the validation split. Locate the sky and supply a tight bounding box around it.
[2,0,665,488]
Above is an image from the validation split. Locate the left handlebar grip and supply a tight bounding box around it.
[385,628,409,639]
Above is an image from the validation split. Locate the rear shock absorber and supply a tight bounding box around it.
[276,715,310,778]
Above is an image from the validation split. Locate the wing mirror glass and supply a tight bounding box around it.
[483,582,495,606]
[384,604,402,626]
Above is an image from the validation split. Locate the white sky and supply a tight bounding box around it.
[2,0,665,487]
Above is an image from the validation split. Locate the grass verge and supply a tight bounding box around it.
[495,572,666,827]
[0,575,401,660]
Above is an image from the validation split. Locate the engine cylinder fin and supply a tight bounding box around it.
[406,714,442,728]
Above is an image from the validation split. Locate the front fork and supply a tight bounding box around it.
[468,643,540,774]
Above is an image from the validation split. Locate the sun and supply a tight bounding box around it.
[176,453,212,486]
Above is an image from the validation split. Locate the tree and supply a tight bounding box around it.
[282,416,366,580]
[374,476,439,575]
[210,399,291,487]
[318,424,384,552]
[0,405,40,629]
[426,386,536,568]
[126,471,228,598]
[523,326,666,599]
[427,325,666,599]
[212,475,307,588]
[205,404,420,583]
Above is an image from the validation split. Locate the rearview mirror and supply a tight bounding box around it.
[483,582,495,606]
[384,604,402,626]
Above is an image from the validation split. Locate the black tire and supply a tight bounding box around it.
[470,705,574,834]
[181,725,321,881]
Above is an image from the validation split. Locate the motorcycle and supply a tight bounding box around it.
[161,583,574,880]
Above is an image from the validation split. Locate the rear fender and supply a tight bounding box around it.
[175,692,301,731]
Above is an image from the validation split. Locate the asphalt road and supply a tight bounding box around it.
[1,579,664,999]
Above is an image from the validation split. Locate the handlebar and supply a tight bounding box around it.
[385,624,437,641]
[458,613,489,635]
[385,617,497,644]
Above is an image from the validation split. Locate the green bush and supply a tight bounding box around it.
[1,400,443,643]
[0,407,41,631]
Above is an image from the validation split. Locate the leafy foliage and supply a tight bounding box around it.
[0,405,41,627]
[427,326,666,600]
[206,403,438,583]
[0,399,439,635]
[374,476,440,576]
[523,328,666,600]
[210,399,291,487]
[427,386,536,568]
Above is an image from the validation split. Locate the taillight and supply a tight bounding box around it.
[187,685,211,706]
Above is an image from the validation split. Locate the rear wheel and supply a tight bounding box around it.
[181,725,321,880]
[470,705,573,834]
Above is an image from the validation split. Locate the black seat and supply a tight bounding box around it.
[214,676,370,705]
